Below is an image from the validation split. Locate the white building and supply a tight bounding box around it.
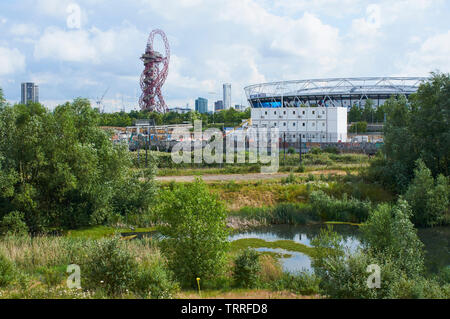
[223,83,231,109]
[250,106,347,143]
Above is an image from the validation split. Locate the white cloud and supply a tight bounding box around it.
[0,47,26,75]
[34,24,145,63]
[397,31,450,75]
[10,23,40,37]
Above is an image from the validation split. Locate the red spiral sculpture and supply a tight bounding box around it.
[139,29,170,113]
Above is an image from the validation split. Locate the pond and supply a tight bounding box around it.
[229,224,450,274]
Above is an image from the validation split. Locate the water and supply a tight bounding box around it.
[229,224,450,274]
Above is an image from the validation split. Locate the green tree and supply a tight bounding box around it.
[368,73,450,193]
[0,98,156,232]
[348,104,362,122]
[311,199,436,298]
[405,159,449,226]
[157,180,229,287]
[349,121,368,133]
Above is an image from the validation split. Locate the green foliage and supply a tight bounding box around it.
[0,253,14,287]
[309,190,372,223]
[82,237,138,296]
[232,203,317,225]
[0,211,28,236]
[349,121,368,133]
[311,199,438,299]
[0,99,156,233]
[405,159,449,226]
[287,147,295,154]
[98,108,250,128]
[368,73,450,193]
[361,200,425,277]
[133,259,179,299]
[233,249,261,288]
[37,266,65,288]
[271,271,320,295]
[157,180,229,288]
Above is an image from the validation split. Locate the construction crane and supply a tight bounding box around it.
[96,87,110,113]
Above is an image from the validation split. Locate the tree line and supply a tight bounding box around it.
[98,107,251,128]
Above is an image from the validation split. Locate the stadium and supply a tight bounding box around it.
[244,77,426,108]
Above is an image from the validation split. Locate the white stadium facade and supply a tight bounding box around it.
[244,77,426,143]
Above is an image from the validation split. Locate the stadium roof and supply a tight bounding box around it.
[245,77,427,99]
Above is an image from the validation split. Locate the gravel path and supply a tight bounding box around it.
[156,170,346,183]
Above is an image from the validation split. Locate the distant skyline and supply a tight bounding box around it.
[0,0,449,112]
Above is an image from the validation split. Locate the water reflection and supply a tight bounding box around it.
[230,224,449,274]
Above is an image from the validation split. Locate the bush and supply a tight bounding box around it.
[233,249,261,288]
[37,266,64,288]
[82,238,138,296]
[311,200,437,299]
[405,159,449,227]
[0,253,14,287]
[0,211,28,236]
[349,121,368,133]
[272,271,320,295]
[309,190,372,223]
[272,203,310,225]
[157,180,229,288]
[133,259,179,299]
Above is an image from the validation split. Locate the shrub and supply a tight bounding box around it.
[272,203,310,225]
[259,255,283,283]
[37,266,64,288]
[233,249,261,288]
[349,121,368,133]
[312,200,433,299]
[281,172,296,184]
[405,159,449,227]
[82,237,138,296]
[0,211,28,236]
[287,147,295,154]
[0,253,14,287]
[309,190,372,223]
[157,180,229,288]
[133,259,179,299]
[272,271,320,296]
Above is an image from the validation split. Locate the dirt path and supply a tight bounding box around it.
[156,170,347,183]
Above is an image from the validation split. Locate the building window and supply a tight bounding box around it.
[322,111,325,114]
[265,111,267,115]
[293,122,296,126]
[293,111,296,115]
[283,111,286,115]
[322,123,325,126]
[274,111,277,115]
[302,111,305,115]
[312,123,315,126]
[312,111,315,115]
[293,135,296,138]
[302,123,305,127]
[283,122,286,126]
[302,134,306,138]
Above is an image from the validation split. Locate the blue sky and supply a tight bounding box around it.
[0,0,449,112]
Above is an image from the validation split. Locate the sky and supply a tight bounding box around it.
[0,0,449,112]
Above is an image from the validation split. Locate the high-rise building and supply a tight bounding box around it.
[214,100,224,112]
[21,82,39,104]
[195,97,208,114]
[223,83,231,109]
